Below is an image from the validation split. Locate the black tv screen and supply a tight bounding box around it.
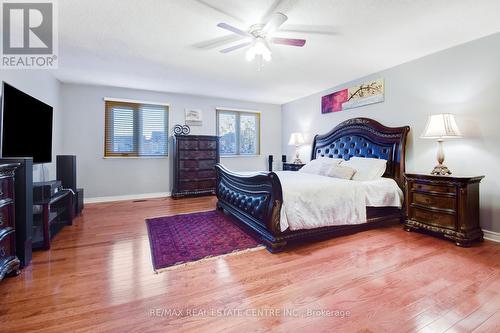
[1,82,53,164]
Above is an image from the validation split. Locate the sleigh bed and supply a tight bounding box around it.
[215,118,410,252]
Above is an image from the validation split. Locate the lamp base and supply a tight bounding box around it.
[431,164,452,176]
[292,148,302,164]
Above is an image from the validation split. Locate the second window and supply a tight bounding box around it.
[217,109,260,156]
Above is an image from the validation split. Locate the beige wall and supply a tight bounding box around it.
[282,33,500,232]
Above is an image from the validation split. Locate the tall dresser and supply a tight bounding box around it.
[172,135,219,198]
[0,163,20,281]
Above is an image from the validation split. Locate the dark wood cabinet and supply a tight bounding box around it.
[172,135,219,198]
[283,163,305,171]
[0,163,20,281]
[404,173,484,246]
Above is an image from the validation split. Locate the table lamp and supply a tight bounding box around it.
[288,132,305,164]
[421,114,462,175]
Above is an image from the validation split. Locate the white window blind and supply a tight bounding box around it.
[216,109,260,155]
[105,100,169,157]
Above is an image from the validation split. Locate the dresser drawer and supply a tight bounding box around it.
[179,159,217,169]
[409,207,456,229]
[199,140,217,150]
[412,192,456,211]
[178,181,198,191]
[0,177,14,201]
[0,201,14,229]
[178,140,199,150]
[179,170,216,180]
[411,182,455,195]
[198,179,216,189]
[178,180,215,191]
[179,150,217,159]
[0,229,15,261]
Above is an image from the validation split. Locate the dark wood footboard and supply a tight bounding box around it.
[215,164,286,252]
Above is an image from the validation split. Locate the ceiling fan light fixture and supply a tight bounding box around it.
[245,47,256,61]
[245,37,272,62]
[254,37,270,53]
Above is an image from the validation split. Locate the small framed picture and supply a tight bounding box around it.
[185,109,202,126]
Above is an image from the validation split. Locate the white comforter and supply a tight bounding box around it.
[275,171,402,232]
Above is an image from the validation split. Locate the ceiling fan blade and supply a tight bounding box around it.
[262,12,288,35]
[279,24,338,36]
[262,0,286,19]
[193,0,244,23]
[193,35,244,50]
[217,23,251,37]
[220,42,252,54]
[262,0,297,21]
[271,37,306,47]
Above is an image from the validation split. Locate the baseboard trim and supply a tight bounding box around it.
[84,192,171,204]
[483,229,500,243]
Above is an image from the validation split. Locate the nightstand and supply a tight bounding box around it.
[283,163,305,171]
[404,173,484,247]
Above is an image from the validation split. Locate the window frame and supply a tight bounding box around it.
[216,108,261,156]
[104,99,170,158]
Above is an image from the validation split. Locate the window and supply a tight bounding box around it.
[217,109,260,155]
[104,100,169,157]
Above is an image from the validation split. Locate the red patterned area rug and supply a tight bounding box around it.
[146,210,264,272]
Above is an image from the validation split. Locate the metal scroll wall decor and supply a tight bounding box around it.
[173,124,190,135]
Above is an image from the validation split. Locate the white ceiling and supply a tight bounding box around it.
[55,0,500,104]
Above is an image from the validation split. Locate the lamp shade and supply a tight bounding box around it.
[288,132,305,146]
[421,114,462,139]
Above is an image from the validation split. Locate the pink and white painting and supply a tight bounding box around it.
[321,78,384,114]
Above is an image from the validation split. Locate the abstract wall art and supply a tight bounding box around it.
[321,78,384,114]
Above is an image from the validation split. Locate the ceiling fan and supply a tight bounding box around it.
[216,12,306,69]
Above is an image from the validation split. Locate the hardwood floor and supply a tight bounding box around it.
[1,196,499,333]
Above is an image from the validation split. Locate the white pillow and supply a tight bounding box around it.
[316,156,343,168]
[298,157,341,176]
[342,157,387,181]
[326,164,356,180]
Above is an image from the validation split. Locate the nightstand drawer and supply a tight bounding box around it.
[412,192,455,211]
[283,163,304,171]
[409,207,455,229]
[411,182,455,195]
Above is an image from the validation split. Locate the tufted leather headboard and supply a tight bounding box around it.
[311,118,410,188]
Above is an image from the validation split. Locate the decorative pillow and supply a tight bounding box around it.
[341,157,387,181]
[298,157,342,176]
[326,164,356,180]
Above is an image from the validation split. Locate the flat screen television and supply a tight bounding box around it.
[1,82,53,164]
